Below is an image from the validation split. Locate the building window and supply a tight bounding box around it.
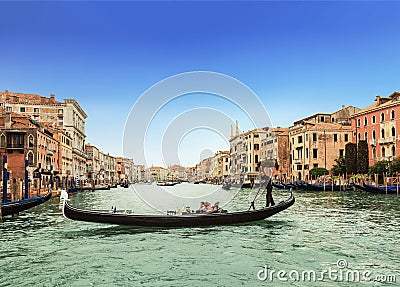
[312,133,317,142]
[254,144,259,150]
[381,112,385,122]
[0,134,5,147]
[298,135,303,144]
[392,127,396,137]
[372,115,376,123]
[357,119,361,127]
[255,155,258,163]
[313,163,318,168]
[372,130,376,140]
[28,135,34,148]
[305,134,308,141]
[382,147,386,158]
[34,108,39,113]
[381,129,385,138]
[27,152,34,166]
[20,107,26,112]
[364,117,367,126]
[292,138,294,144]
[391,110,395,119]
[58,109,63,114]
[372,148,376,159]
[364,132,368,140]
[297,165,302,171]
[6,106,12,112]
[344,134,349,142]
[358,133,361,142]
[392,146,396,156]
[334,134,338,142]
[339,149,344,157]
[313,149,318,159]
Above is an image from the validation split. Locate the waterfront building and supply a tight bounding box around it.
[196,157,212,182]
[185,166,196,182]
[229,121,267,183]
[289,106,358,182]
[102,152,116,184]
[0,90,88,182]
[0,111,59,199]
[261,127,290,182]
[168,165,187,181]
[53,126,73,188]
[210,151,230,183]
[85,144,101,184]
[145,166,167,182]
[351,91,400,166]
[132,164,145,182]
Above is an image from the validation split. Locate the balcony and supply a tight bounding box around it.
[378,136,395,145]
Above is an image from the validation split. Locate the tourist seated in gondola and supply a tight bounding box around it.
[196,202,206,213]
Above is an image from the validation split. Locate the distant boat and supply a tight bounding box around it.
[62,193,295,227]
[1,190,52,217]
[355,184,399,194]
[157,182,177,186]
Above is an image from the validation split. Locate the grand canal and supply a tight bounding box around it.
[1,185,399,286]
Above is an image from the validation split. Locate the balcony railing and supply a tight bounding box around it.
[378,136,395,144]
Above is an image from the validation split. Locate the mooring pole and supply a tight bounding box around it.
[2,155,8,204]
[25,159,29,199]
[50,165,54,190]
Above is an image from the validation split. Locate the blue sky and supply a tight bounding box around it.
[1,1,399,167]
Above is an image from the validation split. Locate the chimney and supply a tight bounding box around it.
[375,96,381,106]
[50,94,55,102]
[342,105,345,109]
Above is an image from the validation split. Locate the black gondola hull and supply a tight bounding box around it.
[63,193,295,227]
[1,191,52,217]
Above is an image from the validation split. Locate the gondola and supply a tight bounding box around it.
[222,183,231,190]
[355,184,400,195]
[62,192,295,227]
[1,190,52,217]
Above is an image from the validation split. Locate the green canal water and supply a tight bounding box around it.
[1,185,399,287]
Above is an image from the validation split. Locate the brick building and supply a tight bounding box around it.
[351,91,400,166]
[0,90,88,182]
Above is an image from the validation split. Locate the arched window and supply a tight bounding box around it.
[372,115,376,123]
[392,127,396,137]
[381,129,385,138]
[358,133,361,142]
[392,146,396,157]
[28,135,34,148]
[372,148,376,159]
[391,110,395,119]
[381,112,385,122]
[0,134,5,147]
[364,117,367,126]
[357,119,361,127]
[27,152,34,166]
[372,130,376,140]
[382,147,386,158]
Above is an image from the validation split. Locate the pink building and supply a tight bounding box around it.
[351,91,400,166]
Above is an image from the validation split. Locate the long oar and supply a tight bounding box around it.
[248,177,270,211]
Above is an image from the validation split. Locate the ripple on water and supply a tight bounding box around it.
[1,187,399,286]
